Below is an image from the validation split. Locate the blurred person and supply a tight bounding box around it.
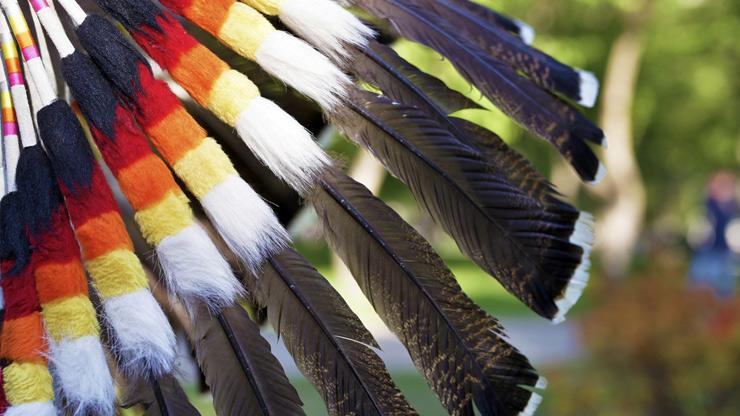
[688,171,739,297]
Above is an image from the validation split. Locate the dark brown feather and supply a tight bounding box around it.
[121,375,200,416]
[250,249,416,416]
[310,168,543,416]
[332,90,585,319]
[192,306,305,416]
[409,0,589,104]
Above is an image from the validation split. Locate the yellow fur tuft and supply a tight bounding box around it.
[219,3,275,60]
[241,0,283,15]
[174,137,237,198]
[207,70,260,127]
[42,295,100,340]
[3,362,55,405]
[135,191,194,246]
[86,249,149,299]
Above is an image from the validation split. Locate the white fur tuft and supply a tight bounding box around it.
[552,213,594,324]
[280,0,374,59]
[156,224,243,310]
[102,289,176,377]
[255,30,351,110]
[236,97,330,194]
[48,336,115,416]
[201,175,289,270]
[4,402,57,416]
[514,19,535,45]
[576,69,600,108]
[589,163,607,185]
[519,377,548,416]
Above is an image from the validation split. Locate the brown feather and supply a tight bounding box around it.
[310,168,543,416]
[250,248,417,416]
[192,306,305,416]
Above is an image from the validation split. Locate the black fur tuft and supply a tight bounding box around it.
[0,192,31,273]
[76,15,146,100]
[37,100,95,194]
[61,51,118,138]
[93,0,163,34]
[15,145,63,236]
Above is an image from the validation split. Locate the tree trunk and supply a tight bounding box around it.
[593,25,648,278]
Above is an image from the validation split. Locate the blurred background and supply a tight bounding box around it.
[163,0,740,414]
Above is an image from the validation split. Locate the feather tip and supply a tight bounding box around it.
[589,162,607,185]
[553,213,594,324]
[577,69,599,108]
[518,376,548,416]
[514,19,535,45]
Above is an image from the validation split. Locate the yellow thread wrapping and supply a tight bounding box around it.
[3,362,54,405]
[207,70,260,127]
[42,295,100,340]
[241,0,283,15]
[86,249,148,299]
[135,191,193,246]
[219,3,275,60]
[173,137,236,198]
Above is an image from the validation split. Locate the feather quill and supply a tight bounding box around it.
[251,248,416,416]
[350,0,605,182]
[310,168,544,416]
[193,305,305,416]
[332,90,589,320]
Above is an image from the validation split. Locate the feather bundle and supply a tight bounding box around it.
[92,0,330,194]
[60,8,413,414]
[57,49,243,310]
[0,195,56,416]
[15,145,115,416]
[69,13,288,272]
[0,0,607,413]
[25,0,178,380]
